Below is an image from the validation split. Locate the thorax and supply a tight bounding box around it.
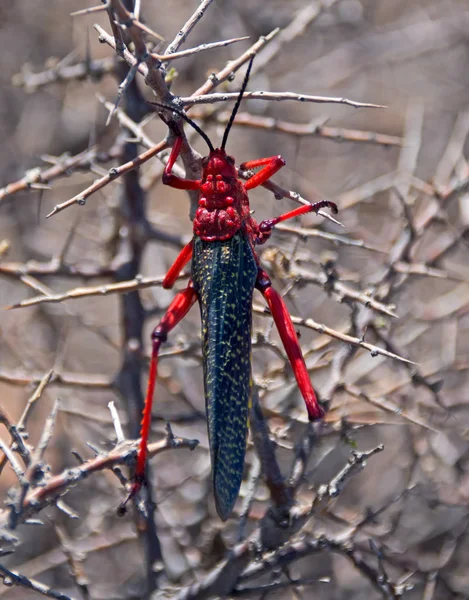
[194,175,252,241]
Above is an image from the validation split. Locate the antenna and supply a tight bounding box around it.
[150,101,214,152]
[221,55,255,150]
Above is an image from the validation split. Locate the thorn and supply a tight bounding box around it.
[46,205,59,218]
[71,450,85,464]
[318,209,344,227]
[71,4,107,17]
[24,519,44,526]
[86,442,101,455]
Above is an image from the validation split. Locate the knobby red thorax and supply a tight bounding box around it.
[195,148,253,242]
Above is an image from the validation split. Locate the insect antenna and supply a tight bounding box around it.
[220,55,255,150]
[150,101,214,152]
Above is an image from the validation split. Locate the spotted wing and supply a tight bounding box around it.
[192,233,258,520]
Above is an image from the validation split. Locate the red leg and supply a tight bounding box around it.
[257,200,338,241]
[162,137,200,190]
[162,240,193,289]
[256,269,324,421]
[119,282,198,510]
[240,155,286,191]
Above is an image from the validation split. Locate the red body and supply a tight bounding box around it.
[194,151,245,240]
[122,134,337,520]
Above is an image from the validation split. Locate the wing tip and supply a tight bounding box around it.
[213,466,242,522]
[214,479,238,522]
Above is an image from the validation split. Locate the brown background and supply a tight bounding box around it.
[0,1,469,599]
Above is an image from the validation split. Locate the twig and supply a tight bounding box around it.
[343,383,441,432]
[164,0,215,56]
[152,36,250,61]
[191,29,280,97]
[232,577,330,597]
[275,223,384,252]
[239,533,402,598]
[70,4,108,17]
[181,91,386,110]
[0,369,111,390]
[422,571,437,600]
[434,109,469,188]
[0,563,75,600]
[0,413,30,476]
[290,264,398,317]
[106,60,141,125]
[0,433,199,528]
[0,146,122,203]
[7,272,187,309]
[0,437,27,487]
[193,110,403,146]
[316,445,384,500]
[96,0,164,43]
[392,260,468,282]
[94,23,148,77]
[237,455,261,542]
[339,170,399,210]
[45,140,167,217]
[253,304,414,364]
[108,401,125,444]
[93,23,169,102]
[29,399,60,471]
[12,56,116,93]
[0,258,114,281]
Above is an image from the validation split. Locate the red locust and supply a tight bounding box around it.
[123,58,337,521]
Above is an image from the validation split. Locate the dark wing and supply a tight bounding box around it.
[192,233,258,520]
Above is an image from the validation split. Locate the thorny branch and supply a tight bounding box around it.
[1,0,469,599]
[0,420,198,530]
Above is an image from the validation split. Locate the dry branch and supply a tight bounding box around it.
[2,1,468,598]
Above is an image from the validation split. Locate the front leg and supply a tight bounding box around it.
[257,200,338,243]
[162,136,201,191]
[240,155,286,191]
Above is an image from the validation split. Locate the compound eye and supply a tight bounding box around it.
[226,155,235,165]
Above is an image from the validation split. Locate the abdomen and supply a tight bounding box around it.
[192,232,258,520]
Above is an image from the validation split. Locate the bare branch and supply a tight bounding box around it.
[0,563,76,600]
[0,146,121,203]
[108,401,125,444]
[0,433,199,527]
[191,29,280,97]
[45,140,167,217]
[12,56,116,93]
[253,303,415,364]
[193,110,403,147]
[182,91,386,110]
[7,272,186,309]
[164,0,215,56]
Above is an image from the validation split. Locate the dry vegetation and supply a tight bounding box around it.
[0,1,469,599]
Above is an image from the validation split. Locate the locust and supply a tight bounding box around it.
[122,58,337,521]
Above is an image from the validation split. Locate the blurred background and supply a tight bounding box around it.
[0,1,469,599]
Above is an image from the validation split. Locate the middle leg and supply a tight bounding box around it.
[240,155,286,191]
